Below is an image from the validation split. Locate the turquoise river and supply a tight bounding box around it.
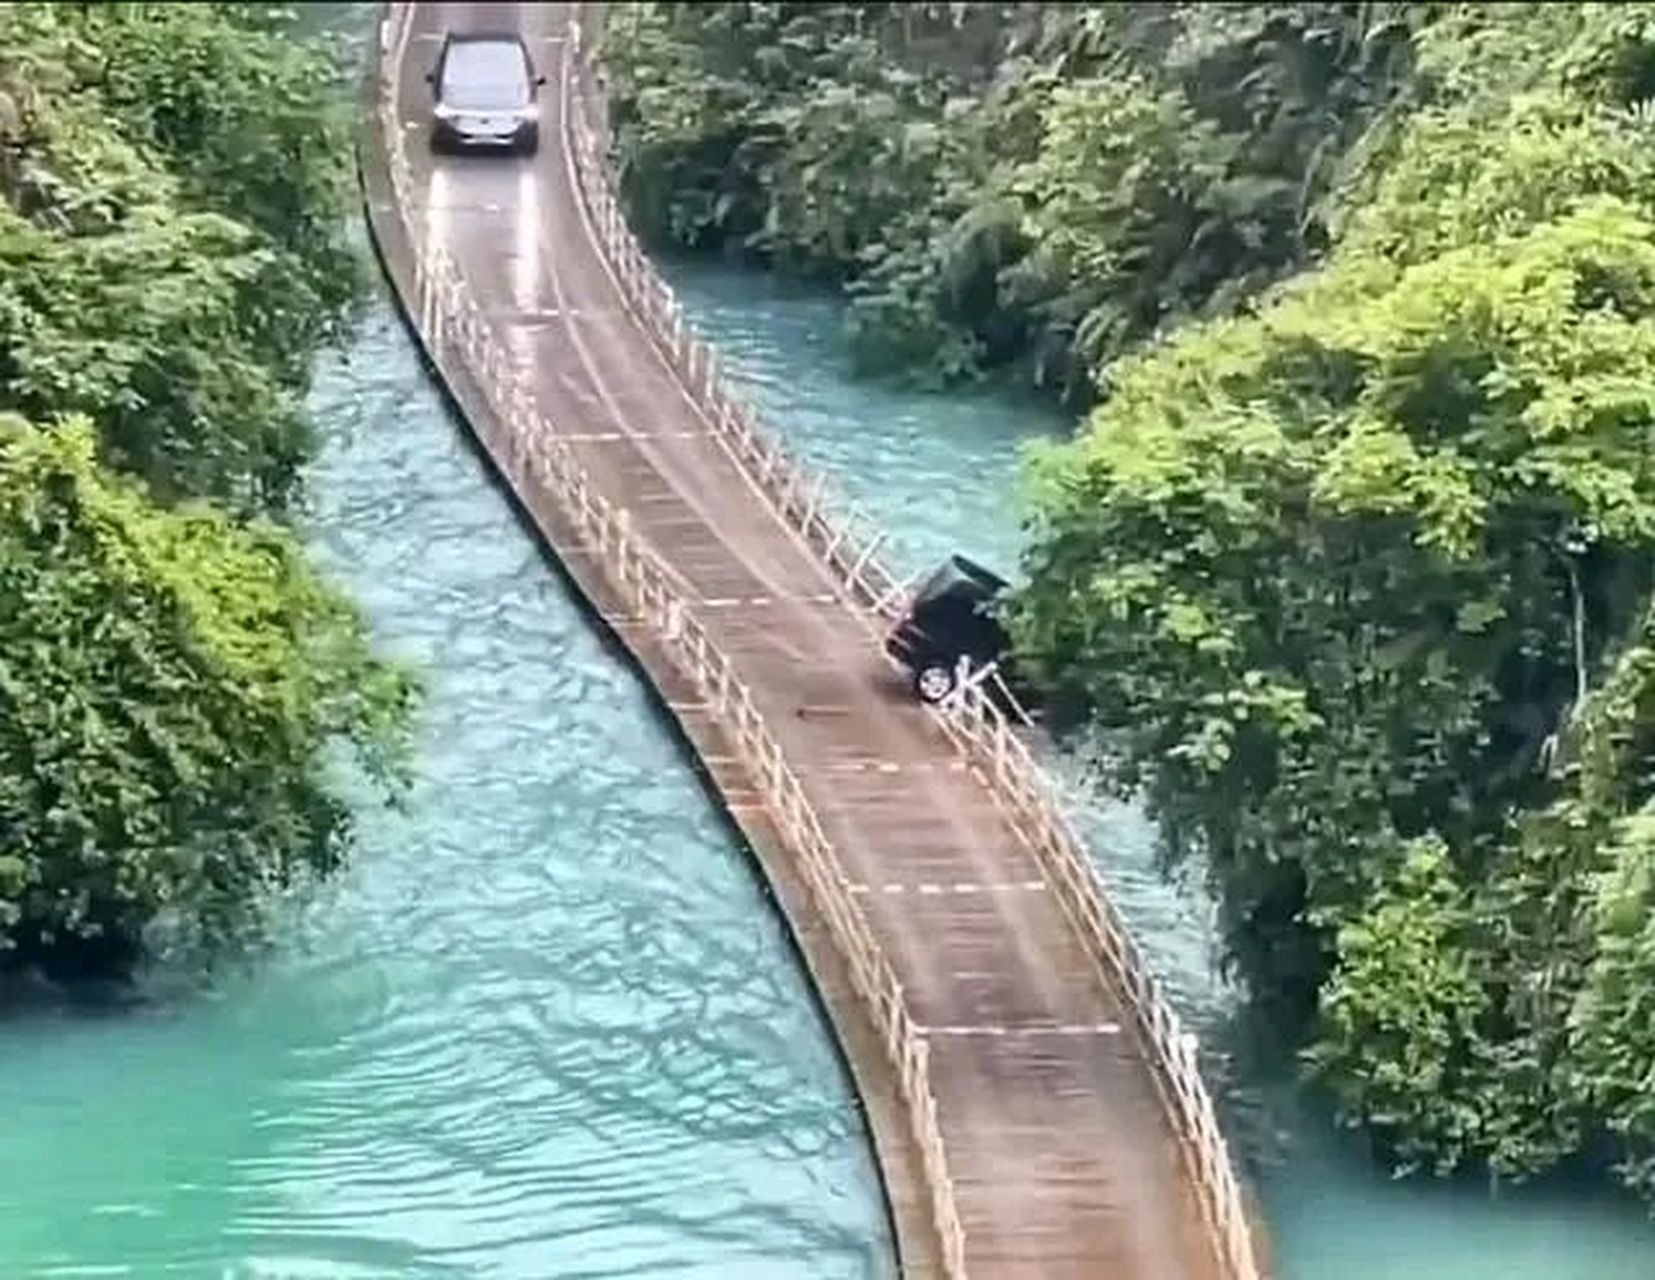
[3,69,1655,1280]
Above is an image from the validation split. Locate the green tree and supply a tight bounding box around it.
[0,3,416,979]
[0,418,415,978]
[1012,91,1655,1195]
[1308,837,1498,1175]
[0,2,360,510]
[83,2,365,376]
[603,3,1426,394]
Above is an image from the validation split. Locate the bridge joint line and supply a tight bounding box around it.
[822,759,971,774]
[497,307,622,320]
[917,1022,1123,1037]
[697,592,839,609]
[847,880,1048,896]
[558,430,714,442]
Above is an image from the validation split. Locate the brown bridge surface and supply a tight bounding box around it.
[365,4,1256,1277]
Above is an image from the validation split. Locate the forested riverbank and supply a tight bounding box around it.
[606,3,1655,1207]
[0,3,412,980]
[603,3,1424,400]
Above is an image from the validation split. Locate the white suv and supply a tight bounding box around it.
[426,32,544,157]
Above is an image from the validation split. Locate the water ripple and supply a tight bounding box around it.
[0,298,890,1280]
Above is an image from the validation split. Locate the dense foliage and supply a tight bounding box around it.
[603,3,1425,398]
[85,3,365,388]
[0,419,411,976]
[1012,4,1655,1201]
[0,2,363,510]
[0,4,412,977]
[611,0,1655,1203]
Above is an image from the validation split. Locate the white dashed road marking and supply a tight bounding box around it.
[848,881,1047,896]
[697,594,839,608]
[919,1023,1122,1037]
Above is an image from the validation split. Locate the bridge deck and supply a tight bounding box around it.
[370,4,1223,1276]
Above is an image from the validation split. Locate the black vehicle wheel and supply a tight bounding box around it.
[913,662,956,704]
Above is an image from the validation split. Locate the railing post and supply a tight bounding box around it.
[801,474,828,537]
[845,531,889,597]
[759,431,782,484]
[778,465,801,518]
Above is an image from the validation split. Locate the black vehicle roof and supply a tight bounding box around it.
[913,555,1008,607]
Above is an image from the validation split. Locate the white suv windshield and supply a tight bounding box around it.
[440,42,529,111]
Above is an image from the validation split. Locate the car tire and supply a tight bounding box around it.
[518,126,540,158]
[913,661,956,704]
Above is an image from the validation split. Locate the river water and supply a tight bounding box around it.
[0,288,888,1279]
[2,29,1653,1276]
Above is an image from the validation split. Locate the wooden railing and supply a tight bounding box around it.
[559,25,921,632]
[559,15,1267,1280]
[937,681,1262,1280]
[373,7,967,1276]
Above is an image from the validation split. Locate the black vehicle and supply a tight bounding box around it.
[885,555,1025,707]
[426,32,544,156]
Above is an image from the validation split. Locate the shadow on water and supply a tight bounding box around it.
[0,971,143,1019]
